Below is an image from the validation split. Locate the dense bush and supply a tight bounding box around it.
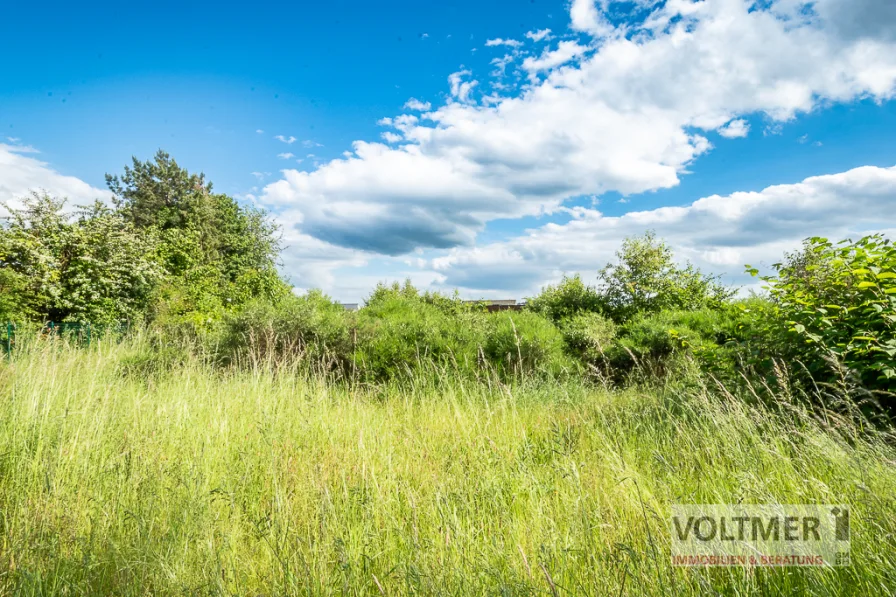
[0,194,162,323]
[483,310,571,377]
[218,282,571,382]
[603,300,784,385]
[526,275,606,322]
[352,288,486,381]
[754,235,896,392]
[219,291,353,369]
[559,312,616,364]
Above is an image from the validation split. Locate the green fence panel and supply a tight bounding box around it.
[2,321,130,356]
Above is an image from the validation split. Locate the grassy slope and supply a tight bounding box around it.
[1,338,895,596]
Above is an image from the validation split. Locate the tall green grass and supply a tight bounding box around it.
[1,335,895,595]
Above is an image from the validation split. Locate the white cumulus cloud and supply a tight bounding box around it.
[718,119,751,138]
[0,144,112,217]
[447,69,478,103]
[522,41,590,73]
[257,0,896,259]
[569,0,613,37]
[485,38,523,48]
[404,98,432,111]
[526,28,553,42]
[430,164,896,294]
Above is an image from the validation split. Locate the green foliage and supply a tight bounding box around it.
[559,312,616,364]
[364,279,422,308]
[0,193,162,323]
[0,265,36,321]
[483,310,571,377]
[106,150,215,233]
[106,150,289,322]
[603,300,783,384]
[1,152,288,326]
[599,231,734,322]
[526,274,606,322]
[219,291,352,368]
[755,235,896,389]
[218,280,571,382]
[354,286,487,381]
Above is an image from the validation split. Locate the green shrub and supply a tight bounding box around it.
[559,312,616,364]
[753,235,896,391]
[352,289,487,381]
[483,311,571,377]
[219,290,352,369]
[604,302,781,384]
[527,275,606,322]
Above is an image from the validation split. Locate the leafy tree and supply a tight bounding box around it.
[0,193,162,323]
[599,232,733,321]
[106,151,289,320]
[106,150,214,234]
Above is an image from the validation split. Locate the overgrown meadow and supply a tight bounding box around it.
[2,332,896,596]
[2,153,896,595]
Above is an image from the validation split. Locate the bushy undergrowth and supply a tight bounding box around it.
[755,235,896,394]
[214,283,573,382]
[156,233,894,407]
[483,310,570,377]
[6,232,895,404]
[218,290,353,369]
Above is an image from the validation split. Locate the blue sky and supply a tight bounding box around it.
[3,0,896,301]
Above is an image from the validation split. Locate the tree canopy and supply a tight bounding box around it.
[598,231,733,321]
[0,151,289,323]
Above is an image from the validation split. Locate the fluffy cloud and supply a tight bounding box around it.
[569,0,613,37]
[0,144,112,216]
[485,38,523,48]
[404,98,432,111]
[718,119,750,138]
[431,164,896,294]
[447,69,478,103]
[522,41,590,73]
[277,152,296,160]
[526,28,553,42]
[259,0,896,258]
[274,135,297,144]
